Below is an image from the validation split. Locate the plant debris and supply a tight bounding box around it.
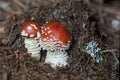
[83,41,103,63]
[0,0,119,80]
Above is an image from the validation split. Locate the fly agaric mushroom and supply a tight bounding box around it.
[21,20,41,60]
[40,21,71,69]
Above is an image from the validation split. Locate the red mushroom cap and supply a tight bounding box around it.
[41,21,71,50]
[21,20,41,39]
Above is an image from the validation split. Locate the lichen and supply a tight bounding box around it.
[83,41,103,63]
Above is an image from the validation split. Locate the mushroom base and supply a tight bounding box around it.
[45,50,68,69]
[30,51,41,60]
[24,38,41,60]
[27,48,41,60]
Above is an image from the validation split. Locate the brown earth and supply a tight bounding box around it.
[0,0,119,80]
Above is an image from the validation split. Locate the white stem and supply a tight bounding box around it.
[24,38,41,60]
[45,50,69,69]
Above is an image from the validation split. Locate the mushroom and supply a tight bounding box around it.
[40,21,71,69]
[21,20,41,60]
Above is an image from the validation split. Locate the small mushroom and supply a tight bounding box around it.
[21,20,41,60]
[40,21,71,69]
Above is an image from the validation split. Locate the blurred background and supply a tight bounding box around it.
[0,0,60,34]
[0,0,120,48]
[0,0,120,30]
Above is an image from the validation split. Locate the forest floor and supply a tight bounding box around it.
[0,0,119,80]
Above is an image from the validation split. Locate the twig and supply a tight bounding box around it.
[103,7,120,16]
[98,0,104,23]
[102,49,117,53]
[111,52,119,65]
[103,49,119,65]
[84,0,90,4]
[9,10,22,14]
[85,1,120,21]
[12,0,27,10]
[0,27,5,33]
[3,72,7,80]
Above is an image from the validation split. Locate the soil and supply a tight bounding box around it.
[0,0,119,80]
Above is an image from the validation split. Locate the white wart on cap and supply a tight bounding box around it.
[40,21,71,50]
[21,20,41,39]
